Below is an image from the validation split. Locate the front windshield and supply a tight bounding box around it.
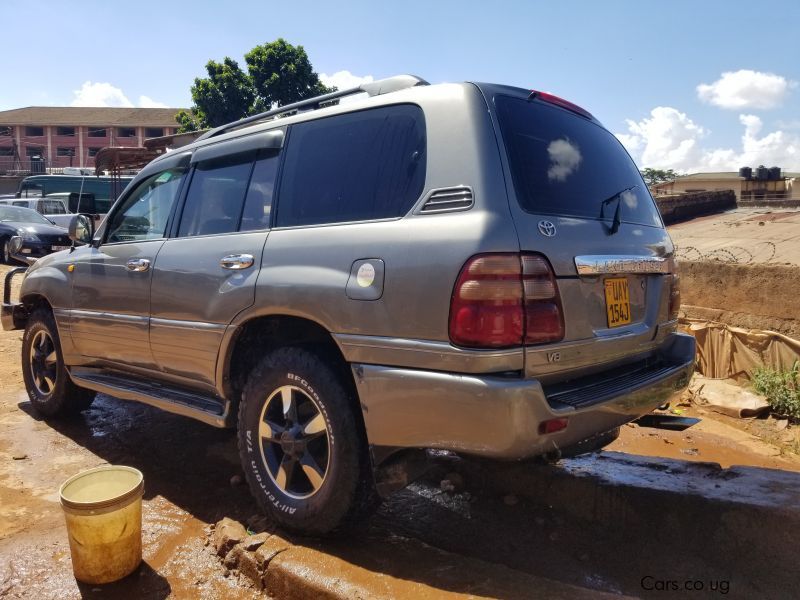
[0,205,53,225]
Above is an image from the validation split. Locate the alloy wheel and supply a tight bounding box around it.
[257,385,330,499]
[29,330,58,396]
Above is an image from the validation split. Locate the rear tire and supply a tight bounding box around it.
[238,347,375,535]
[21,308,95,417]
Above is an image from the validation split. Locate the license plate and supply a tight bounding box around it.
[604,277,631,328]
[51,245,70,251]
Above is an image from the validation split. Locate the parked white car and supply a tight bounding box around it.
[0,197,73,228]
[0,194,103,229]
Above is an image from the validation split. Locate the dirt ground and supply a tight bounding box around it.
[669,207,800,337]
[669,206,800,266]
[1,262,799,599]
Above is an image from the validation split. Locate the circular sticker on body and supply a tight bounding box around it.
[356,263,376,288]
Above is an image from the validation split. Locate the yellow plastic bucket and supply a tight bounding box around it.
[59,465,144,584]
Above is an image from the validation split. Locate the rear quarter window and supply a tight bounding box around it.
[276,104,426,227]
[495,95,662,228]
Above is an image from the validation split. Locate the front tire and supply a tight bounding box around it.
[21,308,95,417]
[2,238,13,265]
[238,347,374,535]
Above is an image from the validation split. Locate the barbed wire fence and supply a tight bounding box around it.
[675,241,777,264]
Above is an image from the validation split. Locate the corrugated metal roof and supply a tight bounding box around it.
[0,106,183,127]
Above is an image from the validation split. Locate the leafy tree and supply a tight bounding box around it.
[641,168,678,186]
[175,39,334,132]
[185,58,255,130]
[245,38,334,108]
[175,109,201,133]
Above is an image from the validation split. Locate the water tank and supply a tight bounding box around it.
[756,165,769,180]
[768,166,781,180]
[739,166,752,179]
[30,156,45,174]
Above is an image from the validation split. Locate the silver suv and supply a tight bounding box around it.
[2,75,694,534]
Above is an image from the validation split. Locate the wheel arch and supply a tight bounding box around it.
[220,314,366,436]
[21,292,53,315]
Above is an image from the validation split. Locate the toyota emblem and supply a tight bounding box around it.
[538,220,557,237]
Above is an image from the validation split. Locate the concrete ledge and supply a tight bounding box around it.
[738,199,800,208]
[456,451,800,582]
[211,517,628,599]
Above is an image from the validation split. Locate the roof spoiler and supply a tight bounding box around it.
[196,74,429,141]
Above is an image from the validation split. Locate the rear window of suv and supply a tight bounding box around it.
[495,95,662,228]
[276,104,426,227]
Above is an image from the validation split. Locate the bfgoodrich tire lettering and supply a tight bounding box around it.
[238,347,374,535]
[21,308,95,417]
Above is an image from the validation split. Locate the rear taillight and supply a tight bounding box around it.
[668,273,681,320]
[539,417,569,435]
[529,90,594,120]
[449,253,564,348]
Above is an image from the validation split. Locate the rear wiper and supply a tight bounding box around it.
[599,185,637,235]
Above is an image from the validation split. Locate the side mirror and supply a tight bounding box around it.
[68,214,94,245]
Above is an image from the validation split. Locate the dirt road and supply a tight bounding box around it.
[1,263,797,598]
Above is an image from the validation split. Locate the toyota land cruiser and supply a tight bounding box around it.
[2,75,695,534]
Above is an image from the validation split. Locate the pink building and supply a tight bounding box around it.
[0,106,183,172]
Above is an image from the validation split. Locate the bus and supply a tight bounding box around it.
[15,174,134,214]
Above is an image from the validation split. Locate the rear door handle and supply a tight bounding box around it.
[125,258,151,272]
[220,254,255,270]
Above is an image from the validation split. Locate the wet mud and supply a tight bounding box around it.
[1,263,797,598]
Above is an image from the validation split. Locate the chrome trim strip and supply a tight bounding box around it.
[334,333,520,359]
[574,255,670,275]
[70,309,148,324]
[150,317,227,331]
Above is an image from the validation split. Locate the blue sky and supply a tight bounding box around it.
[3,0,798,172]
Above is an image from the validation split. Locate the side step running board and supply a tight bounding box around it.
[69,367,232,428]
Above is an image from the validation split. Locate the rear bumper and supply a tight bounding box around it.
[1,267,28,331]
[352,332,695,460]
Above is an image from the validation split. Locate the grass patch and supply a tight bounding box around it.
[752,361,800,420]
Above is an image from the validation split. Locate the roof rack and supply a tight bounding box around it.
[196,74,429,141]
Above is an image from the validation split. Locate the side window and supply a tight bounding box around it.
[21,184,43,198]
[177,155,253,237]
[106,168,187,243]
[239,153,279,231]
[41,200,67,215]
[276,104,426,227]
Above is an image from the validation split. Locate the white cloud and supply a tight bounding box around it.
[697,70,794,110]
[616,108,800,172]
[616,107,706,171]
[547,138,582,181]
[70,81,169,108]
[138,95,168,108]
[71,81,133,107]
[735,114,799,169]
[319,70,374,90]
